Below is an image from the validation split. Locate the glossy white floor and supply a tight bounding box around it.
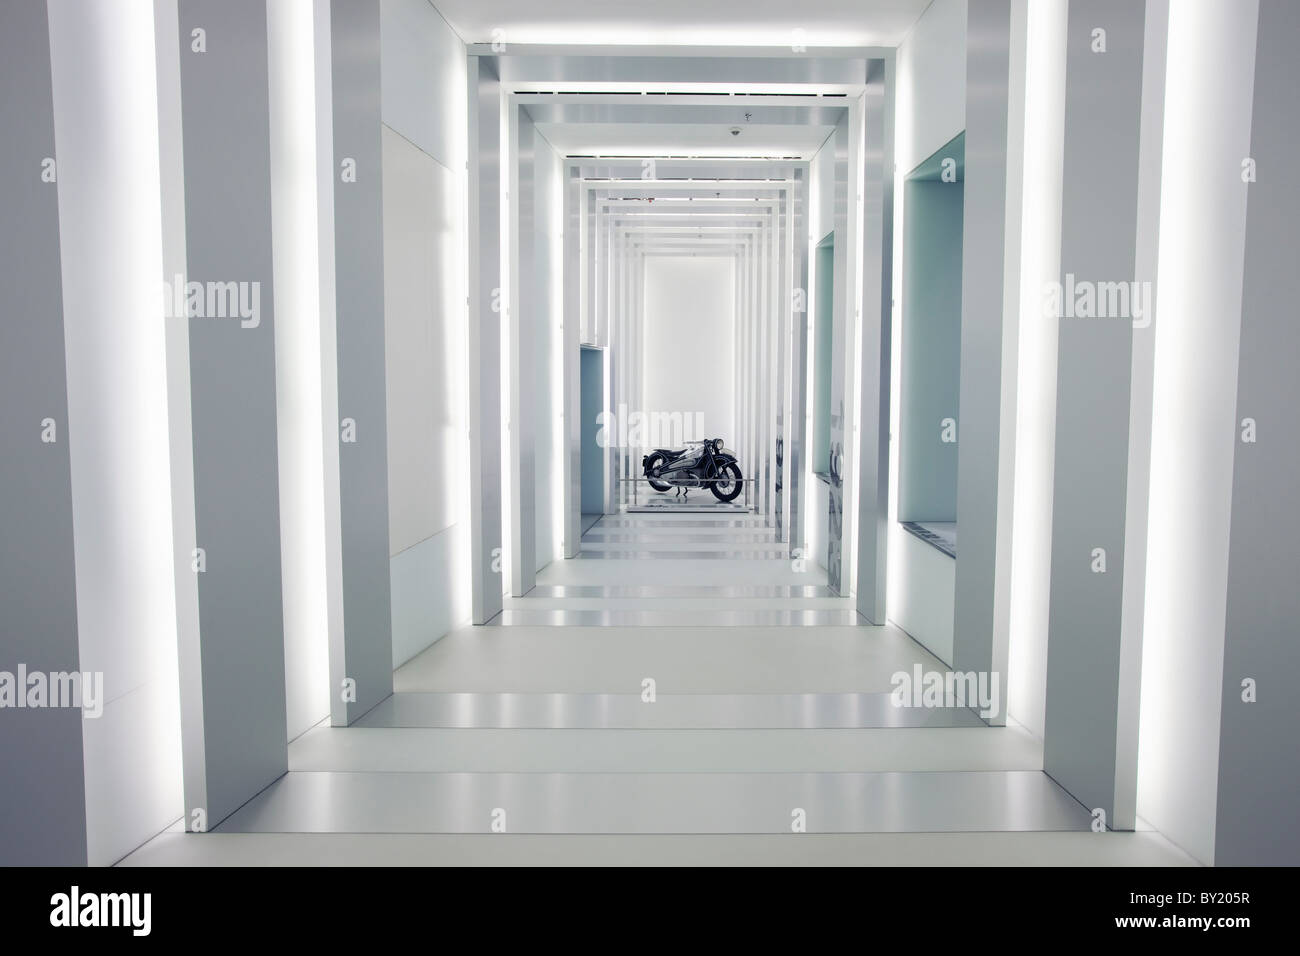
[121,511,1197,866]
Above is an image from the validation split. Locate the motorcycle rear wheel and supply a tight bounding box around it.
[644,452,672,492]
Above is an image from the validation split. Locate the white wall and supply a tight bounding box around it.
[383,128,462,554]
[47,0,183,867]
[886,0,966,644]
[379,0,470,665]
[893,534,956,665]
[642,256,736,445]
[381,0,466,169]
[811,136,835,243]
[894,0,967,175]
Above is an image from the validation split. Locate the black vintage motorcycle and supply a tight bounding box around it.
[641,438,744,502]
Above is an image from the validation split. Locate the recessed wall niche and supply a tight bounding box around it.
[899,131,964,558]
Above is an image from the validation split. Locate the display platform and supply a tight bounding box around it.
[626,495,751,514]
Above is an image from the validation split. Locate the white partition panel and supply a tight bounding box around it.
[1044,0,1161,831]
[328,0,395,722]
[379,0,470,658]
[1216,0,1299,866]
[170,0,289,828]
[0,0,87,866]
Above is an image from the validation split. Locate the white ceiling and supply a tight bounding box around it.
[431,0,930,48]
[534,121,835,159]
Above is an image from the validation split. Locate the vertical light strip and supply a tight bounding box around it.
[986,1,1028,729]
[312,0,347,724]
[453,55,473,609]
[1114,0,1171,831]
[1005,0,1067,738]
[48,0,183,865]
[845,92,868,596]
[615,219,622,495]
[759,206,770,517]
[500,94,515,596]
[601,189,613,513]
[267,0,331,740]
[563,166,581,557]
[764,202,773,519]
[780,185,792,538]
[1138,0,1258,863]
[886,35,913,619]
[153,0,206,833]
[804,154,821,561]
[548,145,565,562]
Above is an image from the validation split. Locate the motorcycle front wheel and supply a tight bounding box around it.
[644,452,673,492]
[710,463,743,502]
